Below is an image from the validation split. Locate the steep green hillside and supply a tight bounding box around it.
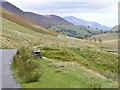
[1,17,118,54]
[1,8,57,36]
[1,17,59,48]
[48,25,102,38]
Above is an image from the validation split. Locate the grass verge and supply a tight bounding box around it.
[12,47,41,83]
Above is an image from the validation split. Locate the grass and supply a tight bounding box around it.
[88,33,118,52]
[1,7,118,88]
[48,24,101,36]
[1,17,118,54]
[1,17,64,49]
[12,47,41,83]
[12,46,118,88]
[89,33,118,41]
[20,56,117,88]
[41,46,118,81]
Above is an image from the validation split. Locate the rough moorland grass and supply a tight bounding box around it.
[41,46,118,81]
[12,47,41,83]
[21,58,117,88]
[12,46,117,88]
[1,17,117,54]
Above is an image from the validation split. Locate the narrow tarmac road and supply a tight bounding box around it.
[1,49,20,88]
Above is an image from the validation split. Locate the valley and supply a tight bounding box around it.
[1,17,118,88]
[0,0,119,89]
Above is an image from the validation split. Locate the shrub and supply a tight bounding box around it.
[13,47,41,83]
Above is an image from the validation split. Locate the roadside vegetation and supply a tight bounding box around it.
[12,46,118,88]
[12,47,41,83]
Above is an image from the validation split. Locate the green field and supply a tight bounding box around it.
[48,25,101,37]
[12,47,118,88]
[21,60,117,88]
[41,46,118,81]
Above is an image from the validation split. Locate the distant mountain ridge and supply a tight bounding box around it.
[1,1,24,15]
[24,12,72,28]
[64,16,111,31]
[1,1,111,38]
[1,1,72,28]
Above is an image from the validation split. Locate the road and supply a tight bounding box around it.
[0,49,20,88]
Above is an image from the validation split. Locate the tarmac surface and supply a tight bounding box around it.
[0,49,20,88]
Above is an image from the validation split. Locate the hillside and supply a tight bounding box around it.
[1,16,118,52]
[1,1,118,88]
[1,17,118,88]
[1,17,62,49]
[1,8,57,36]
[64,16,111,31]
[1,1,24,16]
[88,33,118,41]
[1,1,72,28]
[24,12,72,28]
[48,24,102,38]
[88,33,118,52]
[1,16,118,54]
[1,1,105,38]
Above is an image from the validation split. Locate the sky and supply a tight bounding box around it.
[6,0,119,27]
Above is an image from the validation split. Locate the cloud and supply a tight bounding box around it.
[8,2,115,11]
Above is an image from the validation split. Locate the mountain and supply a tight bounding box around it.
[64,16,111,31]
[1,1,72,28]
[23,12,72,28]
[1,1,24,15]
[1,1,104,38]
[1,1,57,36]
[1,8,57,36]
